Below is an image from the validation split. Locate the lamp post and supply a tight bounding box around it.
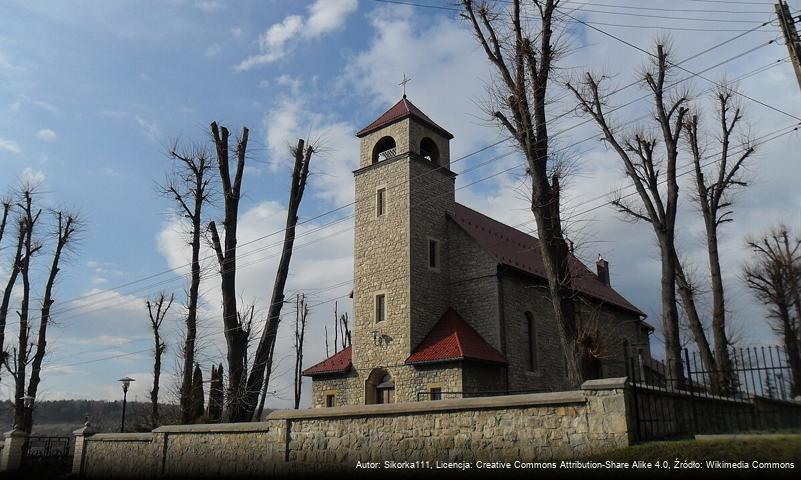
[118,377,135,433]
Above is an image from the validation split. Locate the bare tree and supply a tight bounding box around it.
[0,198,10,248]
[146,292,174,427]
[567,43,688,383]
[339,312,351,350]
[160,141,213,424]
[207,121,250,422]
[17,205,80,433]
[293,294,309,410]
[676,86,754,393]
[461,0,592,385]
[324,325,330,358]
[248,138,313,421]
[0,216,25,368]
[10,187,42,430]
[743,225,801,396]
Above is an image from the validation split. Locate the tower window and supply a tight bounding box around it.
[376,188,386,217]
[372,136,397,164]
[525,311,538,371]
[325,394,336,408]
[428,238,440,270]
[375,294,386,323]
[420,137,440,164]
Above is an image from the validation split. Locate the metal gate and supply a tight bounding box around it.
[21,436,73,476]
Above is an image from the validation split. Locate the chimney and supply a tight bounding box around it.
[596,254,610,286]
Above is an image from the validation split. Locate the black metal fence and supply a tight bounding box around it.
[21,436,73,476]
[626,345,801,442]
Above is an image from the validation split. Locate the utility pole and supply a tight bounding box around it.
[776,1,801,93]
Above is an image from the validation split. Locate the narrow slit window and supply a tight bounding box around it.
[428,239,440,270]
[375,294,386,323]
[325,394,335,408]
[430,387,442,401]
[525,311,537,371]
[376,188,386,217]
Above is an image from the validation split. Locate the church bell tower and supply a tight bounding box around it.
[350,96,456,401]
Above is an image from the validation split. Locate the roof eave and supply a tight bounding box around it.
[405,356,507,367]
[356,113,454,139]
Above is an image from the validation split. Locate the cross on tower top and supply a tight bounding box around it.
[399,73,412,98]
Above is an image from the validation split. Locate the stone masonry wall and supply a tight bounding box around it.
[408,156,455,350]
[77,379,633,478]
[311,364,464,405]
[446,221,502,351]
[353,156,412,370]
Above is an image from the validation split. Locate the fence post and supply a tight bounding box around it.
[628,355,642,442]
[683,348,698,436]
[72,422,95,477]
[0,428,28,472]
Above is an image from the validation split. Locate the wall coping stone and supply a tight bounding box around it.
[3,429,27,439]
[154,422,278,434]
[581,377,628,390]
[88,433,153,442]
[267,390,587,420]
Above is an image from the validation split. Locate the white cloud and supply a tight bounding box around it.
[136,115,161,142]
[0,137,21,155]
[37,128,58,142]
[21,167,45,184]
[235,0,357,71]
[306,0,359,37]
[263,96,358,205]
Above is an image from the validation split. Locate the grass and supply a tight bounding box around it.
[586,434,801,464]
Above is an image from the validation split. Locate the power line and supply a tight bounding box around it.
[555,8,801,122]
[40,120,800,373]
[15,2,797,367]
[9,0,776,327]
[5,22,782,332]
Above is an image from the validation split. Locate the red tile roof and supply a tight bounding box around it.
[450,203,645,317]
[356,96,454,139]
[302,346,352,376]
[406,308,507,365]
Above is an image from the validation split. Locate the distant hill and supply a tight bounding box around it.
[0,400,180,435]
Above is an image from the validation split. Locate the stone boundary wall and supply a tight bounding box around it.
[75,378,632,478]
[71,377,801,478]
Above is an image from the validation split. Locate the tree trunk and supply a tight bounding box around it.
[180,198,202,424]
[675,259,719,392]
[0,224,25,365]
[658,235,683,386]
[151,332,163,427]
[23,213,75,433]
[705,222,735,392]
[245,140,312,420]
[14,194,38,430]
[208,122,249,422]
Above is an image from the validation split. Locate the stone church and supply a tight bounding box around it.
[303,96,654,407]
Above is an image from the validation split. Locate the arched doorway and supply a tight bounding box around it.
[365,368,395,404]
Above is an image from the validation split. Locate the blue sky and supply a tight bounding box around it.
[1,0,800,409]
